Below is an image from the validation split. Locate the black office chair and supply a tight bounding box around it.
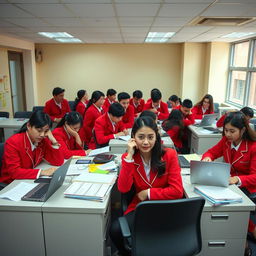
[121,184,136,215]
[213,103,220,114]
[68,101,76,111]
[32,106,44,112]
[0,112,9,118]
[118,198,205,256]
[0,143,7,191]
[14,111,33,119]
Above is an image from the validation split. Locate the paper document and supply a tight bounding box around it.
[161,137,171,143]
[64,182,112,202]
[99,161,117,170]
[118,135,131,142]
[183,154,201,162]
[88,146,110,156]
[66,164,89,176]
[73,172,117,184]
[194,185,243,206]
[0,182,38,201]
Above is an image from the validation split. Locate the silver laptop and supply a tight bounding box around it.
[196,113,218,127]
[22,159,71,202]
[190,160,230,187]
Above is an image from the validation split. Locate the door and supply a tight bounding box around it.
[8,51,26,114]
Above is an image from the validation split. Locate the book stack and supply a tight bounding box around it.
[64,173,117,202]
[194,185,243,206]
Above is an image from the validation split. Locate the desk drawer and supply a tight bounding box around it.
[198,238,245,256]
[201,212,249,239]
[190,133,198,153]
[103,202,111,238]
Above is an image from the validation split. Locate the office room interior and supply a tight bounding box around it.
[0,0,256,115]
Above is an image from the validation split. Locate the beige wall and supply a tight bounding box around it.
[36,44,182,104]
[0,34,37,115]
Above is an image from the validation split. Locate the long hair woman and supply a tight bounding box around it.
[0,111,64,184]
[191,94,214,119]
[110,116,183,255]
[74,89,89,117]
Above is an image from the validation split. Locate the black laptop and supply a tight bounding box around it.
[21,159,71,202]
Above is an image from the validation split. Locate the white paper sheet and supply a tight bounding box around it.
[118,135,131,141]
[66,164,89,176]
[98,161,117,170]
[87,146,110,156]
[73,172,116,184]
[0,182,38,201]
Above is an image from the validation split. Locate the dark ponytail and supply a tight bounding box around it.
[56,111,83,128]
[85,90,105,113]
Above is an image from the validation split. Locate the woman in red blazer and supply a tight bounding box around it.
[81,90,105,144]
[162,109,185,153]
[202,111,256,243]
[53,112,91,159]
[0,111,64,184]
[110,116,183,255]
[191,94,214,119]
[74,89,89,117]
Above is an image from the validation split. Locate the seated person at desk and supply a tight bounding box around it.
[175,99,195,126]
[167,94,181,109]
[202,112,256,243]
[0,111,64,184]
[217,106,254,128]
[110,116,183,256]
[118,92,134,129]
[74,89,89,117]
[82,90,105,145]
[53,112,91,159]
[92,103,128,148]
[191,94,214,119]
[143,88,169,120]
[102,88,117,113]
[44,87,71,123]
[129,90,145,117]
[162,109,185,153]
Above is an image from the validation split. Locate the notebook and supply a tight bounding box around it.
[195,113,218,127]
[21,159,71,202]
[190,160,230,187]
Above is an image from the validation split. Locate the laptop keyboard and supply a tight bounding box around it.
[178,155,190,168]
[30,184,49,199]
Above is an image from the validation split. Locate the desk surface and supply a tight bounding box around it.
[188,125,222,138]
[0,118,28,128]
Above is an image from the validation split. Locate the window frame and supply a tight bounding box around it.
[226,38,256,110]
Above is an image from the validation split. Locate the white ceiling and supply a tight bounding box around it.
[0,0,256,43]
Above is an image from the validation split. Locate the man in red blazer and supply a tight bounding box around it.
[129,90,145,117]
[118,92,135,129]
[143,88,169,120]
[175,99,195,126]
[44,87,70,123]
[93,103,128,148]
[102,88,117,113]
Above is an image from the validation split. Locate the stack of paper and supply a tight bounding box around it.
[194,185,243,206]
[118,135,131,141]
[64,182,112,202]
[72,172,117,184]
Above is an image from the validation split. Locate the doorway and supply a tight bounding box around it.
[8,51,26,114]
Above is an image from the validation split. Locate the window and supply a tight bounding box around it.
[227,39,256,110]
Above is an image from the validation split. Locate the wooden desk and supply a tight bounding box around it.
[183,176,255,256]
[188,125,222,154]
[0,118,28,141]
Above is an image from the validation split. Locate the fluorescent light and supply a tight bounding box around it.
[145,32,175,43]
[38,32,73,39]
[55,38,82,43]
[221,32,256,38]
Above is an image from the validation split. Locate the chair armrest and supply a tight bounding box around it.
[118,216,131,238]
[248,193,256,204]
[0,182,7,191]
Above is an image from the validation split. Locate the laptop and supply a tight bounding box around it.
[190,160,230,187]
[178,155,190,168]
[22,159,71,202]
[195,113,218,127]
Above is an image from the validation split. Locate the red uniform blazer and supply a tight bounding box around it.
[202,137,256,193]
[118,148,183,214]
[129,98,145,116]
[166,126,183,149]
[53,127,86,159]
[94,113,125,146]
[191,105,214,119]
[216,114,226,128]
[44,98,70,121]
[102,98,116,113]
[175,105,195,126]
[121,105,134,129]
[75,101,88,118]
[143,99,169,120]
[0,132,64,184]
[82,105,104,144]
